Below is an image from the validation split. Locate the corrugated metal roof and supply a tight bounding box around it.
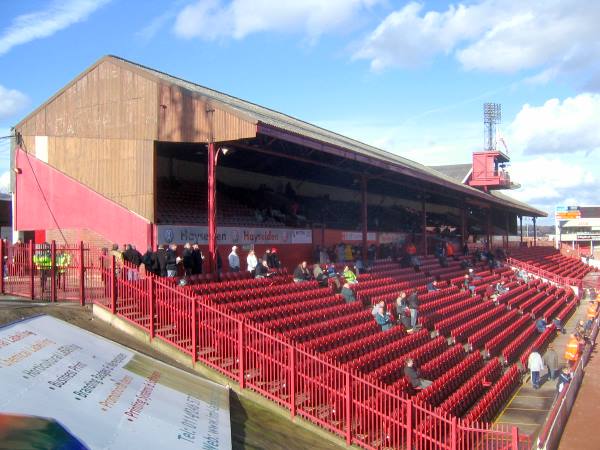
[18,54,547,217]
[428,164,472,183]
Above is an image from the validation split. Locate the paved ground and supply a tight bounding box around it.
[0,297,345,450]
[494,298,587,439]
[558,334,600,449]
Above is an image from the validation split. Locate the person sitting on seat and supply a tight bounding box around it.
[374,305,394,331]
[536,318,547,333]
[372,300,385,317]
[426,279,439,292]
[343,265,358,284]
[341,283,357,303]
[404,358,432,389]
[495,282,509,296]
[293,261,311,283]
[313,264,328,287]
[395,292,412,329]
[255,258,270,278]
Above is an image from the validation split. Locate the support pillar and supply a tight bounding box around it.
[504,213,510,249]
[421,197,427,255]
[486,210,492,250]
[361,176,368,260]
[519,216,523,245]
[460,207,467,247]
[207,143,217,274]
[533,216,537,247]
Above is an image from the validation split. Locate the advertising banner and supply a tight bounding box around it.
[0,315,231,449]
[341,231,377,242]
[157,225,312,246]
[378,232,407,245]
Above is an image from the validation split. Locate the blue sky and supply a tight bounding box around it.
[1,0,599,224]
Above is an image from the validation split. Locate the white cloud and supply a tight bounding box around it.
[0,85,28,120]
[174,0,380,42]
[0,171,9,194]
[0,0,111,56]
[509,93,600,155]
[355,0,600,80]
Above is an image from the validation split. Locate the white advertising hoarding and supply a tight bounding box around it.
[0,315,231,449]
[157,225,312,245]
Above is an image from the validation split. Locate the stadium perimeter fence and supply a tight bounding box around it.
[1,241,534,450]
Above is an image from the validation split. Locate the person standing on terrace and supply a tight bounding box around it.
[228,246,240,272]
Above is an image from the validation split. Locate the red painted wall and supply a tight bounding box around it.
[15,149,151,250]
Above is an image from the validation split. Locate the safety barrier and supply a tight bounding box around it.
[0,241,531,450]
[536,315,599,450]
[507,257,583,288]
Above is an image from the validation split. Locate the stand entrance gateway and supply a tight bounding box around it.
[0,315,231,449]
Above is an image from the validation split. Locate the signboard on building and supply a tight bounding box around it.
[157,225,312,245]
[555,206,581,220]
[378,232,408,244]
[576,234,600,241]
[0,315,231,449]
[341,231,377,242]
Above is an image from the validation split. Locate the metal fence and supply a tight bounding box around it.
[0,240,532,450]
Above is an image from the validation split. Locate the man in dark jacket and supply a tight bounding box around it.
[155,245,167,277]
[404,358,432,389]
[141,246,156,275]
[407,291,419,331]
[340,283,356,303]
[182,243,194,276]
[191,244,203,275]
[165,244,178,277]
[293,261,311,282]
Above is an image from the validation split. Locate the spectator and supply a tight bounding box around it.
[374,305,393,331]
[182,243,194,276]
[564,334,580,368]
[270,248,281,269]
[141,246,156,275]
[462,243,469,256]
[407,291,419,331]
[337,243,345,263]
[216,250,223,278]
[293,261,311,283]
[191,244,203,275]
[536,318,547,333]
[246,250,258,276]
[343,265,357,284]
[109,243,124,266]
[528,349,544,389]
[367,244,376,267]
[263,249,272,267]
[344,244,353,262]
[544,345,559,380]
[255,258,269,278]
[228,246,240,272]
[165,244,178,277]
[354,257,364,275]
[585,301,597,333]
[556,366,572,397]
[313,264,328,287]
[131,245,143,267]
[495,281,509,296]
[426,279,439,292]
[553,317,566,334]
[404,358,432,389]
[155,245,167,277]
[396,292,411,329]
[341,283,357,303]
[371,300,385,317]
[319,247,329,265]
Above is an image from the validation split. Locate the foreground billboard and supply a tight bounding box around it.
[0,315,231,449]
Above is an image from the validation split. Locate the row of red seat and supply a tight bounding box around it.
[195,275,290,294]
[501,323,537,363]
[420,293,477,329]
[519,324,556,368]
[416,352,484,407]
[451,305,506,343]
[434,298,491,336]
[347,329,430,373]
[418,345,466,382]
[227,286,330,312]
[244,295,343,323]
[209,280,319,305]
[303,321,379,353]
[324,325,407,364]
[484,315,532,357]
[465,365,520,423]
[286,310,372,343]
[265,301,363,333]
[467,309,519,350]
[370,336,448,385]
[437,359,503,417]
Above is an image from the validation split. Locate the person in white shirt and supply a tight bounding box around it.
[246,250,257,275]
[228,246,240,272]
[528,349,544,389]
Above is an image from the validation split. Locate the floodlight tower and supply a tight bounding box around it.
[483,102,501,151]
[469,102,514,191]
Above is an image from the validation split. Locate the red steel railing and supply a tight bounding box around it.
[507,257,583,288]
[1,240,532,450]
